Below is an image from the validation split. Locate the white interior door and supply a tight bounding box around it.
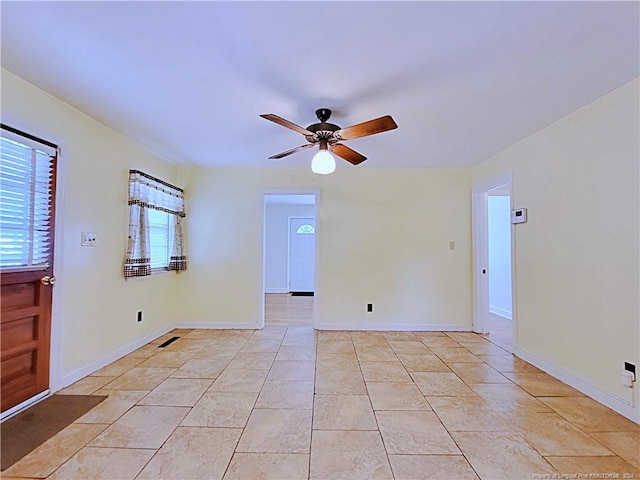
[289,217,315,292]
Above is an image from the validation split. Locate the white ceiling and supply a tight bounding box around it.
[1,2,638,169]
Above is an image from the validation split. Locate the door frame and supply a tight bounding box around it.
[287,216,315,293]
[472,174,518,349]
[260,189,320,329]
[0,127,66,420]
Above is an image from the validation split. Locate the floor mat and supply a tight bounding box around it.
[1,394,107,470]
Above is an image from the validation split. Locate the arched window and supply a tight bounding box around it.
[296,224,315,234]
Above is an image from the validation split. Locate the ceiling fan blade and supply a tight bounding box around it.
[268,143,314,160]
[260,114,314,136]
[331,143,367,165]
[334,115,398,141]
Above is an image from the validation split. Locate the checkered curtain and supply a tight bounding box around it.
[123,170,187,278]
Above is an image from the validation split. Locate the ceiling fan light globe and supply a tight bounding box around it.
[311,150,336,175]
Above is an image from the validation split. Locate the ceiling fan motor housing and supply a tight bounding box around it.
[306,108,340,143]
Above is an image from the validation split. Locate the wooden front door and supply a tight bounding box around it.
[0,129,57,413]
[1,270,54,411]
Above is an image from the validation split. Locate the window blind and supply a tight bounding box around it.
[0,136,55,270]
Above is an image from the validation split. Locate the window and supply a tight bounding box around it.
[296,224,315,234]
[148,208,171,270]
[124,170,186,278]
[0,134,56,270]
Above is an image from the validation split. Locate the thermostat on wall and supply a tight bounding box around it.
[511,208,527,224]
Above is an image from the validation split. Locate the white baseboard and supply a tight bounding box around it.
[265,288,289,294]
[315,322,473,332]
[175,322,261,330]
[514,347,639,424]
[58,325,174,390]
[489,305,512,319]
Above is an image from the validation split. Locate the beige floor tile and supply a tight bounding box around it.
[227,352,277,369]
[316,353,360,372]
[431,347,483,364]
[209,368,268,392]
[310,431,393,480]
[57,376,117,395]
[251,327,288,339]
[448,362,511,384]
[47,447,155,480]
[236,409,312,453]
[504,372,584,397]
[458,340,509,356]
[138,377,212,406]
[389,455,479,480]
[318,331,352,340]
[382,332,419,341]
[275,345,316,362]
[241,339,283,353]
[387,340,432,355]
[255,380,314,409]
[2,423,107,478]
[122,344,158,359]
[545,455,639,476]
[313,394,377,430]
[90,356,144,377]
[445,332,487,343]
[410,372,477,396]
[267,361,315,381]
[452,431,556,480]
[355,346,398,361]
[316,339,355,354]
[418,336,461,348]
[103,367,175,391]
[540,396,640,432]
[589,431,640,468]
[281,334,317,347]
[427,396,510,431]
[162,338,211,354]
[351,333,390,348]
[396,354,450,372]
[223,453,309,480]
[366,381,431,411]
[137,427,241,480]
[170,357,229,379]
[510,411,615,456]
[76,390,147,423]
[315,369,367,395]
[360,361,412,382]
[181,391,258,427]
[197,342,246,359]
[88,405,189,449]
[471,383,553,414]
[137,351,194,368]
[375,411,460,454]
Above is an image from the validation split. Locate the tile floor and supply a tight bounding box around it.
[3,327,639,480]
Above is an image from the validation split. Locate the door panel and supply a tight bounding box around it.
[289,218,315,292]
[1,271,53,412]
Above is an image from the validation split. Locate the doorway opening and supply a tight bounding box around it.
[262,192,318,328]
[472,179,515,351]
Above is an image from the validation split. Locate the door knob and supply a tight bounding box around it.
[41,276,56,286]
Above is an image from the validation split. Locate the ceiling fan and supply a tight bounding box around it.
[260,108,398,174]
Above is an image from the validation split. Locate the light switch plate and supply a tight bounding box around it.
[81,232,97,247]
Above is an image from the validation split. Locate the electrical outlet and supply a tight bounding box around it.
[449,241,456,251]
[367,303,373,313]
[81,232,97,247]
[137,311,143,322]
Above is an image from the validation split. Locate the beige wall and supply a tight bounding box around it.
[176,167,473,330]
[472,78,640,412]
[2,69,182,382]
